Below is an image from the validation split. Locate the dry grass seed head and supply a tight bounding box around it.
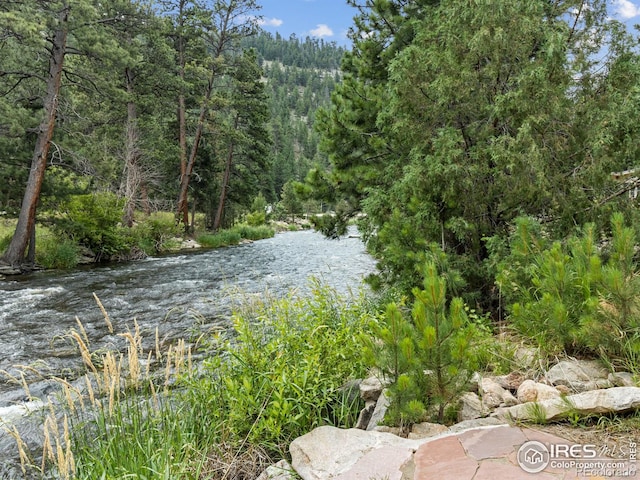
[93,293,113,334]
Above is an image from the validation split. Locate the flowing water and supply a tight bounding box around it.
[0,228,376,475]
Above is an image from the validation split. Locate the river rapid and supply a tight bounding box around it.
[0,228,376,476]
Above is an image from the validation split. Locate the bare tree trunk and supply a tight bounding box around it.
[121,67,141,227]
[1,4,69,268]
[213,115,238,231]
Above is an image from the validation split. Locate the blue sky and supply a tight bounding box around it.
[255,0,640,48]
[257,0,357,46]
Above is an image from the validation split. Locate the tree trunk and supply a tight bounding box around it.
[121,67,141,228]
[176,4,234,233]
[177,0,189,226]
[213,115,239,231]
[1,4,69,268]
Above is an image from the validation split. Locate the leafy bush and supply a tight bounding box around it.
[233,223,274,240]
[131,212,182,253]
[50,193,131,260]
[189,281,374,456]
[245,210,266,226]
[197,224,274,248]
[497,213,640,363]
[36,235,79,269]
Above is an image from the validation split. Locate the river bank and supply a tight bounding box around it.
[0,228,377,476]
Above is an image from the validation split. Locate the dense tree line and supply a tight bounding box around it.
[312,0,640,310]
[0,1,344,268]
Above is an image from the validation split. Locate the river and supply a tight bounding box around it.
[0,228,376,476]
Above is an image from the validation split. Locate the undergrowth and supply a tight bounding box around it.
[2,281,373,479]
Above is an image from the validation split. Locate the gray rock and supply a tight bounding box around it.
[457,392,489,421]
[256,459,296,480]
[514,346,538,368]
[407,421,450,439]
[516,379,561,403]
[480,377,508,409]
[497,386,640,423]
[289,426,425,480]
[372,425,404,436]
[493,371,526,391]
[608,371,636,387]
[359,376,383,402]
[354,400,376,430]
[546,359,611,392]
[366,388,390,431]
[448,416,506,433]
[501,389,519,407]
[480,377,518,409]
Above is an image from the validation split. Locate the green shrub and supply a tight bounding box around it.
[245,210,266,226]
[132,212,182,253]
[364,260,486,426]
[197,230,242,248]
[36,235,79,269]
[234,223,274,240]
[50,193,131,260]
[188,281,374,457]
[497,213,640,363]
[197,225,274,248]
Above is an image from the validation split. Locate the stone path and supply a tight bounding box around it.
[410,425,636,480]
[288,424,638,480]
[338,425,637,480]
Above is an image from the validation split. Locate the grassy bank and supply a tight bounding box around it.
[0,213,275,270]
[8,282,374,479]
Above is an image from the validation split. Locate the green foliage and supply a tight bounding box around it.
[188,281,374,457]
[131,212,183,254]
[365,260,486,425]
[36,235,79,269]
[245,210,266,226]
[49,193,131,260]
[314,0,640,308]
[497,213,640,363]
[197,230,242,248]
[197,224,274,248]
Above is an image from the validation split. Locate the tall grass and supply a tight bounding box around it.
[197,224,275,248]
[5,282,374,479]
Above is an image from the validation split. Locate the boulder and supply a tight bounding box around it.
[290,426,424,480]
[408,422,450,439]
[514,346,537,368]
[497,386,640,423]
[359,376,383,402]
[366,389,390,431]
[516,379,561,403]
[545,359,611,392]
[457,392,489,421]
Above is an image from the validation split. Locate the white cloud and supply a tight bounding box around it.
[612,0,640,19]
[258,17,283,27]
[309,24,333,38]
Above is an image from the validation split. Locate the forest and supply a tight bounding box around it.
[0,0,344,269]
[5,0,640,478]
